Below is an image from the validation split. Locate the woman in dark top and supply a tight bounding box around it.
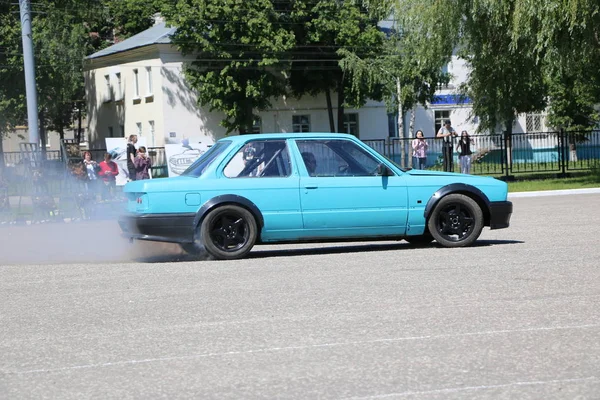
[456,130,474,174]
[126,134,138,181]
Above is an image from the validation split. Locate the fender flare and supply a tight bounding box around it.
[423,183,491,221]
[193,195,265,229]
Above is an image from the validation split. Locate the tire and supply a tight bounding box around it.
[427,194,484,248]
[199,204,258,260]
[405,231,434,246]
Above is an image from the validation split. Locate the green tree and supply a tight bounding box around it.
[0,1,27,161]
[162,0,296,134]
[395,0,546,135]
[511,0,600,130]
[0,0,162,155]
[288,0,389,133]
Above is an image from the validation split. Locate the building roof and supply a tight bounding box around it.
[87,22,175,59]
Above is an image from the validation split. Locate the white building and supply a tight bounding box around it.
[84,22,548,151]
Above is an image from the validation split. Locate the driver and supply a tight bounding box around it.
[301,152,317,176]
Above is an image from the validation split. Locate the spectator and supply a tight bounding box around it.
[98,152,119,200]
[456,130,474,174]
[82,151,99,193]
[134,146,152,180]
[411,130,429,170]
[127,134,138,181]
[436,119,458,172]
[570,141,578,163]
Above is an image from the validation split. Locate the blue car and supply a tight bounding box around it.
[119,133,512,260]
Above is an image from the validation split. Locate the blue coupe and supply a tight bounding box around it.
[119,133,512,260]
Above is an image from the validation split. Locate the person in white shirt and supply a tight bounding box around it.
[436,119,458,172]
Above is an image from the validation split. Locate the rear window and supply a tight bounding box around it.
[181,141,231,177]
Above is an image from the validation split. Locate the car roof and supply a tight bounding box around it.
[217,132,360,145]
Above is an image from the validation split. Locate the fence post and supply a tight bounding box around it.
[559,128,567,176]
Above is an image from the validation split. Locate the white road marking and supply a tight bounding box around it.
[3,323,599,375]
[509,188,600,198]
[344,376,599,399]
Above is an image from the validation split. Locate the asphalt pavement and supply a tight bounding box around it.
[0,193,599,399]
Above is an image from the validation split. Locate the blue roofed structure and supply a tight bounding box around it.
[87,22,175,60]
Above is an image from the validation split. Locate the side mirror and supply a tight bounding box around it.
[376,163,393,176]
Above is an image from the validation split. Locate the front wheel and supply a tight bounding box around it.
[427,194,484,247]
[199,205,258,260]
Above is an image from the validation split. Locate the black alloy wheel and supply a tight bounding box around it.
[200,204,258,260]
[427,194,484,247]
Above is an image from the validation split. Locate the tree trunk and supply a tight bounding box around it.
[325,89,335,133]
[0,134,5,169]
[337,80,345,134]
[58,126,64,141]
[408,107,416,168]
[77,102,83,142]
[396,78,406,168]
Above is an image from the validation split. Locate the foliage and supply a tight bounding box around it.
[510,0,600,130]
[0,0,161,144]
[459,0,546,134]
[162,0,295,133]
[287,0,389,132]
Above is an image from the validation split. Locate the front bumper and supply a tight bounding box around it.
[119,213,196,243]
[489,201,512,229]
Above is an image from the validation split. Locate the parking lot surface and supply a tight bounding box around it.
[1,194,599,399]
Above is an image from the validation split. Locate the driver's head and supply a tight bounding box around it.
[301,152,317,174]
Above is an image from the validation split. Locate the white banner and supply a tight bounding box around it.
[105,137,147,186]
[164,138,211,177]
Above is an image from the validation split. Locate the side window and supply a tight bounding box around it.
[296,140,386,177]
[223,140,291,178]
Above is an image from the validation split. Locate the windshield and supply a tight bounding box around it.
[181,141,231,177]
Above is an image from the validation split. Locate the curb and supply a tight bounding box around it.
[508,187,600,198]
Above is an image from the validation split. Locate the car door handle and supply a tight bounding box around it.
[304,185,318,189]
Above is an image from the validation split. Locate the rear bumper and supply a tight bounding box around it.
[118,213,196,243]
[489,201,512,230]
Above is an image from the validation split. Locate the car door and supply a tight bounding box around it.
[294,139,408,235]
[221,139,303,239]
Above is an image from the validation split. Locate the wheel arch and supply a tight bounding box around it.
[193,195,265,236]
[424,184,491,226]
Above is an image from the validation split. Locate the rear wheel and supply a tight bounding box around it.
[427,194,484,247]
[200,205,258,260]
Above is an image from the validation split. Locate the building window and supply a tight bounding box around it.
[136,122,142,137]
[133,69,139,98]
[120,125,125,137]
[108,126,114,137]
[292,115,311,132]
[252,118,261,133]
[146,67,153,96]
[115,72,122,100]
[434,110,451,135]
[387,113,397,137]
[148,120,155,146]
[104,74,111,101]
[526,113,546,133]
[343,113,359,137]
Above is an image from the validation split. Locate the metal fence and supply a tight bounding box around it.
[364,129,600,177]
[2,130,600,178]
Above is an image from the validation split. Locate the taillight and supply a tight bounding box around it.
[136,197,143,204]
